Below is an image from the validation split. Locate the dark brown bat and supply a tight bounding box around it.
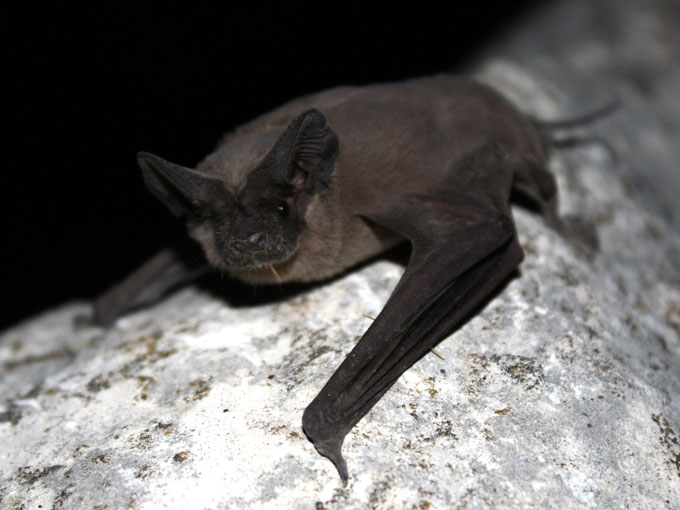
[94,75,604,480]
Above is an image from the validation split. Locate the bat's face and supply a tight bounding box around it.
[138,108,338,272]
[189,142,308,270]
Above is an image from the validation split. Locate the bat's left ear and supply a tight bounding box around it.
[253,108,339,194]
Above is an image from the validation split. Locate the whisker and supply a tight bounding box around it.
[270,265,283,283]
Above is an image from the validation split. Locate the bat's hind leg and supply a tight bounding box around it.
[511,160,559,224]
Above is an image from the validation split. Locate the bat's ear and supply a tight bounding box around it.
[137,152,227,218]
[253,108,339,194]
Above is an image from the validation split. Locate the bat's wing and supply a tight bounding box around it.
[302,142,525,481]
[93,244,209,325]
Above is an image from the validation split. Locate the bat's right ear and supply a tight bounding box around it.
[251,108,339,195]
[137,152,226,218]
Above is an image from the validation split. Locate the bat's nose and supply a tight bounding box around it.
[230,233,266,252]
[246,232,266,248]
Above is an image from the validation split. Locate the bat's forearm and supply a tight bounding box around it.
[93,246,208,325]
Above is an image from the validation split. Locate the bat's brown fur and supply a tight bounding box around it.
[189,75,545,284]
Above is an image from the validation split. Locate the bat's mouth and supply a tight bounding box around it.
[222,241,299,285]
[221,233,297,269]
[187,221,298,276]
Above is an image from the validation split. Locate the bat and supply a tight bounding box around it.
[94,75,608,481]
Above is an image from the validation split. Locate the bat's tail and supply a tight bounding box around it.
[531,98,620,130]
[533,99,620,159]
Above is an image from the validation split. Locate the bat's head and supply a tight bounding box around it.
[138,108,338,273]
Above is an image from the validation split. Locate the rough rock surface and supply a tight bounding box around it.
[2,0,680,508]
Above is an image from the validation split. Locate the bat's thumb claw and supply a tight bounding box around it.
[312,436,349,482]
[302,406,349,482]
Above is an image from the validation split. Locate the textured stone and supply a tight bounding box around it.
[2,0,680,508]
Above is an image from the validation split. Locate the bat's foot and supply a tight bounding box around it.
[559,215,600,256]
[302,406,349,483]
[72,311,104,329]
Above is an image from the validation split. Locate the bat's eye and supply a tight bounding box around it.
[276,201,289,218]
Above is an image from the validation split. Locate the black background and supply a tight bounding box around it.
[3,2,545,330]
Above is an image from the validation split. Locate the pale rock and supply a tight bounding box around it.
[2,0,679,508]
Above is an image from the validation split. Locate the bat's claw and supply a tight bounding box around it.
[313,436,349,483]
[302,407,349,482]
